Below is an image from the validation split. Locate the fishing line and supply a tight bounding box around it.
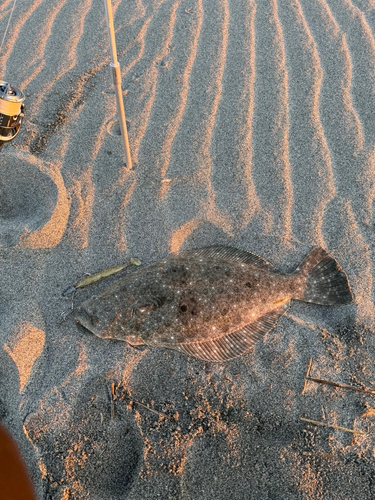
[0,0,18,54]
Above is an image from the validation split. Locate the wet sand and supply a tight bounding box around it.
[1,0,375,498]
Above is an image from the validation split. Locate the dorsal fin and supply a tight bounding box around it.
[178,246,276,271]
[176,305,289,362]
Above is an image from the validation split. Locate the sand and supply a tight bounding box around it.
[1,0,375,498]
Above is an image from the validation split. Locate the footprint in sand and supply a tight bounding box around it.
[107,119,131,137]
[0,154,67,248]
[24,376,143,499]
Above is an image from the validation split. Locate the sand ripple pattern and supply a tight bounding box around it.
[1,0,373,316]
[2,0,375,497]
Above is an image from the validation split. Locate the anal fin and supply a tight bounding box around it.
[178,305,289,362]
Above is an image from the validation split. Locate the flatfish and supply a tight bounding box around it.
[75,247,352,362]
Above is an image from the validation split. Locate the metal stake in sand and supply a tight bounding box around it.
[104,0,132,169]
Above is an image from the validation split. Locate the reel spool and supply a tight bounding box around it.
[0,81,25,152]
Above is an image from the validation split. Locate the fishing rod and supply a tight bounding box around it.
[0,80,25,152]
[0,0,130,160]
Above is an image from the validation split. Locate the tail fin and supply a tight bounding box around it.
[296,248,353,306]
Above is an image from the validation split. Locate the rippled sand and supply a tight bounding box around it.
[1,1,375,498]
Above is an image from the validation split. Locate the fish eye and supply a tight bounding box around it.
[245,282,252,288]
[171,268,178,273]
[179,304,188,313]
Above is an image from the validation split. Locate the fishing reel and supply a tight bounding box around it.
[0,81,25,152]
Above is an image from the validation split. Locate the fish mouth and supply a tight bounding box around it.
[75,306,117,339]
[75,307,99,336]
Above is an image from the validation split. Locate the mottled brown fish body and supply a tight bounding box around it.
[75,247,352,362]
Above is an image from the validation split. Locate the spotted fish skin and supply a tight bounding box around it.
[75,247,352,362]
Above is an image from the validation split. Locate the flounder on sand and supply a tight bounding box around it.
[75,247,352,362]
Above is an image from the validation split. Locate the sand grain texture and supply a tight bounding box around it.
[1,0,375,498]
